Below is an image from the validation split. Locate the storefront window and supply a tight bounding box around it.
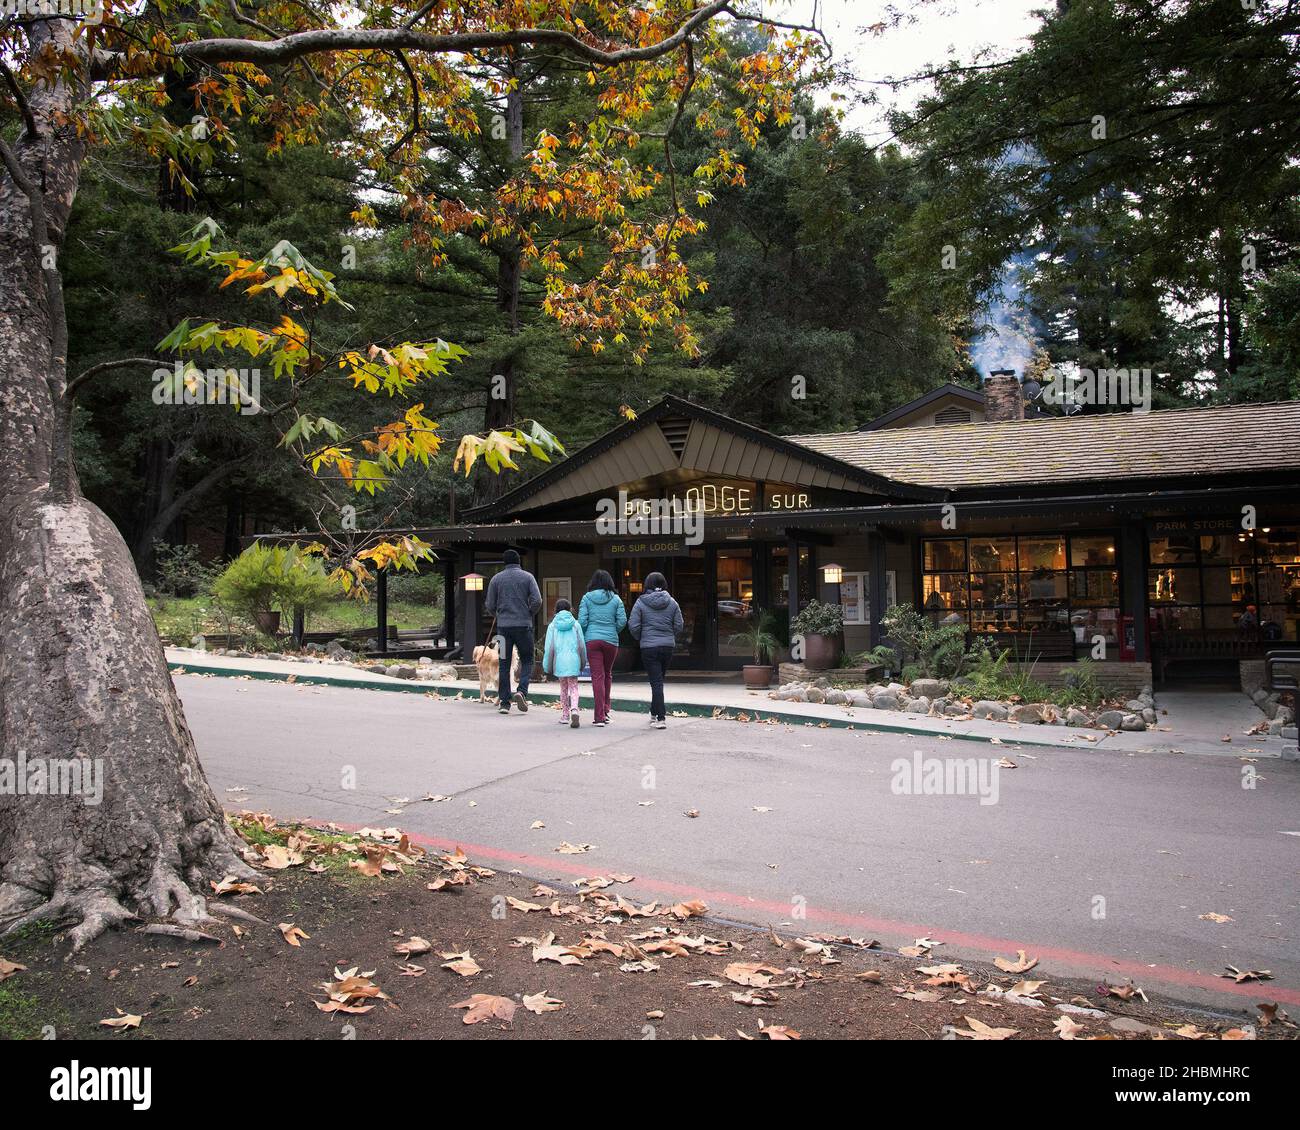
[922,533,1119,652]
[1147,525,1300,644]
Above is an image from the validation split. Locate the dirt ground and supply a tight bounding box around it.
[0,815,1291,1041]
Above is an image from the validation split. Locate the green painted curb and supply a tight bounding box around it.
[167,660,1063,747]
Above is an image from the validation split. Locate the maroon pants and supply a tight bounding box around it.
[587,640,618,721]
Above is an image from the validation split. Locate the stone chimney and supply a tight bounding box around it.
[984,369,1024,422]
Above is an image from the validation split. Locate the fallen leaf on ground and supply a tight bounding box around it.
[453,993,516,1026]
[393,936,431,957]
[956,1015,1018,1040]
[1054,1015,1084,1040]
[0,957,26,981]
[278,922,309,947]
[1199,912,1233,923]
[994,950,1039,973]
[99,1011,142,1031]
[724,962,784,987]
[439,951,481,977]
[555,842,594,854]
[523,992,565,1014]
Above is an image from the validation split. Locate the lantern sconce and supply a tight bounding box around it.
[463,572,484,592]
[821,563,844,585]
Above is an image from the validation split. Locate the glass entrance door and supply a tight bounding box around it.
[714,547,755,666]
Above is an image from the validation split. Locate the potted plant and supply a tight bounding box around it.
[729,608,780,689]
[790,599,844,671]
[213,543,337,640]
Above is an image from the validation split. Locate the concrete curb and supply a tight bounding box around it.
[166,659,1066,747]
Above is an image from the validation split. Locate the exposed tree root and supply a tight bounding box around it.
[136,923,223,944]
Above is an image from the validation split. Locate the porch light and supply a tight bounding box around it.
[463,572,484,592]
[821,563,844,585]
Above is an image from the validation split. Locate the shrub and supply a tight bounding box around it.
[154,541,219,598]
[791,599,843,638]
[879,604,971,679]
[728,609,780,664]
[212,544,337,629]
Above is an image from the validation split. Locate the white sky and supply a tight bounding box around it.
[768,0,1047,145]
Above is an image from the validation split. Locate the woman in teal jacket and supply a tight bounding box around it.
[578,569,628,727]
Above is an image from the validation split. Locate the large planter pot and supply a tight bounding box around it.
[254,609,281,635]
[743,664,775,690]
[802,632,840,671]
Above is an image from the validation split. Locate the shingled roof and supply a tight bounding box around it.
[789,401,1300,490]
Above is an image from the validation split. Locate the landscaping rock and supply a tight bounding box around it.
[928,698,948,716]
[1065,707,1092,727]
[1096,710,1125,730]
[388,665,416,679]
[1283,725,1298,740]
[1124,699,1146,712]
[1120,713,1146,731]
[872,692,900,711]
[886,682,906,694]
[909,678,948,701]
[971,700,1008,722]
[805,686,826,704]
[943,701,970,717]
[1009,703,1046,724]
[824,689,849,706]
[904,696,930,714]
[846,690,873,708]
[1141,707,1157,725]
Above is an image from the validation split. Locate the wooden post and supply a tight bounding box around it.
[375,565,389,654]
[442,559,455,648]
[1120,524,1148,662]
[292,606,305,650]
[868,530,887,650]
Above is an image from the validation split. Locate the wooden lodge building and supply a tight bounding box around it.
[344,375,1300,691]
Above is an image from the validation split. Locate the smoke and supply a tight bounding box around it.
[969,252,1041,380]
[968,143,1045,382]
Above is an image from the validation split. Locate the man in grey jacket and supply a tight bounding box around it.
[484,549,542,714]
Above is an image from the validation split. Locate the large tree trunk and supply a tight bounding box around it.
[0,21,251,949]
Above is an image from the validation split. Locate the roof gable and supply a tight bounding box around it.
[464,396,939,519]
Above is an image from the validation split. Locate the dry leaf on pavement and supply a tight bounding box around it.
[453,993,516,1026]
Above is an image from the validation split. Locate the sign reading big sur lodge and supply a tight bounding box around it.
[619,479,813,517]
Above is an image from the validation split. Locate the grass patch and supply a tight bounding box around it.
[150,595,436,647]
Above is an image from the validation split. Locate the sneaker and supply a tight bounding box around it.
[593,719,607,727]
[570,715,580,729]
[513,692,529,713]
[498,703,510,714]
[558,716,570,725]
[653,719,667,730]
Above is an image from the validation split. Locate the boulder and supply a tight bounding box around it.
[824,689,849,706]
[1119,713,1146,731]
[972,700,1008,722]
[872,692,900,711]
[885,682,907,694]
[805,686,826,704]
[928,698,949,716]
[847,690,873,709]
[944,701,971,717]
[1009,702,1045,724]
[1124,699,1146,713]
[1065,707,1092,728]
[1141,707,1157,725]
[1095,710,1125,730]
[905,696,930,714]
[388,665,416,679]
[909,678,948,701]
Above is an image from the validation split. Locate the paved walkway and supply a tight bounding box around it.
[165,647,1296,759]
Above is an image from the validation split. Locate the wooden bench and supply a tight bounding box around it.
[985,632,1076,662]
[1154,631,1265,683]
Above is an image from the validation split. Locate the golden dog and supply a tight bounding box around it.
[472,639,522,703]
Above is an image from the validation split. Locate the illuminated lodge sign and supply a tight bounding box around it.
[618,480,812,517]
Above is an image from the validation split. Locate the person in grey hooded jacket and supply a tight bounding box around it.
[628,572,683,728]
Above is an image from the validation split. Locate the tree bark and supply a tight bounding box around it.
[0,21,251,949]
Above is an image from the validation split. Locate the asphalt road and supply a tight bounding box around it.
[176,672,1300,1011]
